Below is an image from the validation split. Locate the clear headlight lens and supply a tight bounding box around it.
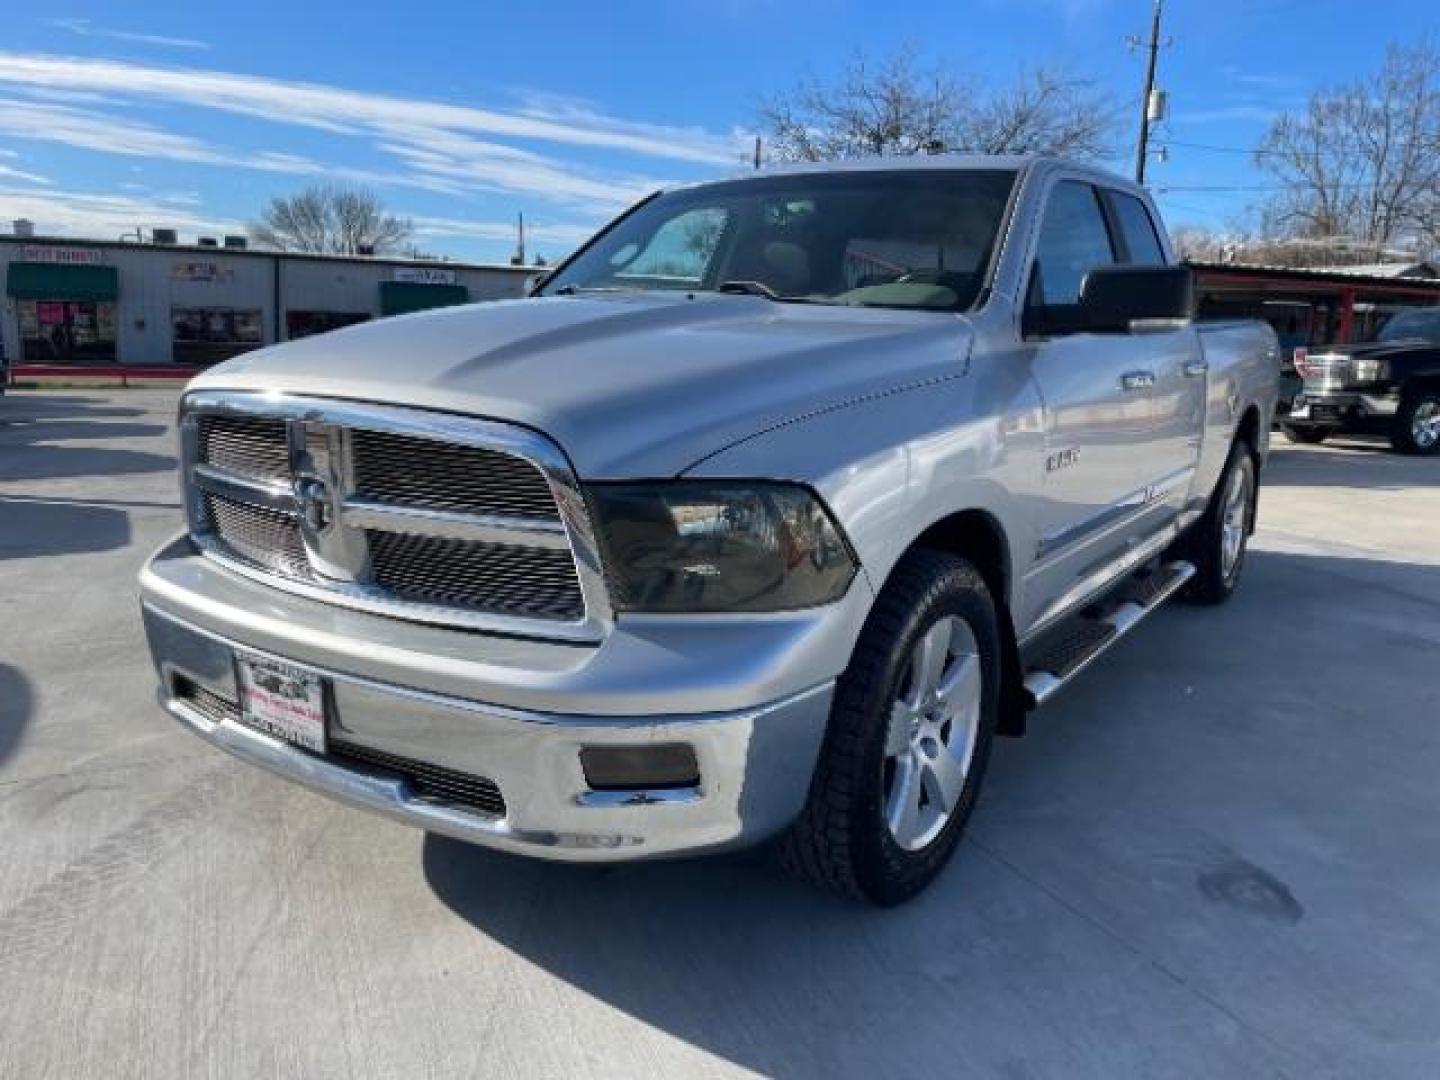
[588,482,858,613]
[1352,357,1386,383]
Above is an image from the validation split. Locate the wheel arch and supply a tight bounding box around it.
[891,508,1027,737]
[1234,404,1263,531]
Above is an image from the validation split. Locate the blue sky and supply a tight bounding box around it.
[0,0,1433,263]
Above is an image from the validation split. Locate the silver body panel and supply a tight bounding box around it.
[140,155,1278,858]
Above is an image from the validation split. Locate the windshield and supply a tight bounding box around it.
[1377,307,1440,344]
[541,169,1017,312]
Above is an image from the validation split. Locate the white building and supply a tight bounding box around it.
[0,232,534,368]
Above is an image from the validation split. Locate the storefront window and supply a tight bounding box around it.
[17,300,117,364]
[171,307,263,365]
[286,310,369,340]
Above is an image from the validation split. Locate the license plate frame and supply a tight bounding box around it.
[235,653,327,753]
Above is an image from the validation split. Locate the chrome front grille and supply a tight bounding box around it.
[199,414,290,481]
[181,393,611,639]
[366,529,585,619]
[352,429,559,519]
[1297,353,1351,391]
[204,492,312,579]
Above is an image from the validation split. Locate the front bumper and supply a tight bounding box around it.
[140,536,866,860]
[1288,389,1400,427]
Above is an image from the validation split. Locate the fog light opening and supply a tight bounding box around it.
[580,744,700,791]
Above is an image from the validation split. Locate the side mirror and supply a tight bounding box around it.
[524,271,552,297]
[1079,264,1194,333]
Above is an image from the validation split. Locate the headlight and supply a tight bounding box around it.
[1352,357,1386,383]
[588,482,858,613]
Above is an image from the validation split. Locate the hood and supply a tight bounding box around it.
[1311,339,1438,360]
[192,293,974,477]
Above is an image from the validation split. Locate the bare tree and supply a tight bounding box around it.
[1170,225,1241,263]
[250,184,413,255]
[758,49,1116,163]
[1256,44,1440,260]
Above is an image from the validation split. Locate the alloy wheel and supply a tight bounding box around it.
[882,616,982,852]
[1220,463,1250,581]
[1413,399,1440,450]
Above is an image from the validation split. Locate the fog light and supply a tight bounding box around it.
[580,744,700,791]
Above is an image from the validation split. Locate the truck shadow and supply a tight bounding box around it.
[1267,442,1440,490]
[0,393,174,482]
[0,664,34,768]
[421,546,1440,1078]
[0,496,132,560]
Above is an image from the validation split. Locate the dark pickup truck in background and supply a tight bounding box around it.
[1284,306,1440,455]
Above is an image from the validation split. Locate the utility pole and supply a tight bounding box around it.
[1131,0,1165,185]
[753,135,762,170]
[515,211,526,266]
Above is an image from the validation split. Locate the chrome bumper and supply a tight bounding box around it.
[138,537,861,860]
[1291,390,1400,422]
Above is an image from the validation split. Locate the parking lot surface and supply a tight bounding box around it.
[3,389,1438,1079]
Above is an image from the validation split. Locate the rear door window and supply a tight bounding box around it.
[1110,193,1166,265]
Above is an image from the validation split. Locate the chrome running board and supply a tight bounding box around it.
[1022,559,1195,708]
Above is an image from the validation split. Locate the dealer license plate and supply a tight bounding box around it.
[235,654,327,753]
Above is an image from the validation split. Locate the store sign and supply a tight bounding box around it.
[21,245,104,266]
[171,261,233,284]
[393,266,458,285]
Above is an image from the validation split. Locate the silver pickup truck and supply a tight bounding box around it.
[140,156,1278,904]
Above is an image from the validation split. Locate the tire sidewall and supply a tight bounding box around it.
[1216,451,1256,596]
[1395,390,1440,456]
[851,564,1001,904]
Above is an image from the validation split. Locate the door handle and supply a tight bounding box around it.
[1119,371,1156,391]
[1183,360,1210,378]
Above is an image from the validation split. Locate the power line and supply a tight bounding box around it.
[1158,180,1436,193]
[1164,138,1439,160]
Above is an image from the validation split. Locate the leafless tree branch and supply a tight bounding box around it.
[1255,43,1440,261]
[757,48,1117,164]
[250,184,414,255]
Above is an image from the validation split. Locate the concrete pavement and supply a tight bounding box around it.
[2,390,1438,1079]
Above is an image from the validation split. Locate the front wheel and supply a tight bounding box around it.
[782,549,1000,906]
[1182,445,1256,605]
[1390,389,1440,455]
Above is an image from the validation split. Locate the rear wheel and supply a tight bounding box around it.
[1390,388,1440,455]
[1280,423,1328,445]
[1182,443,1256,605]
[781,549,1000,906]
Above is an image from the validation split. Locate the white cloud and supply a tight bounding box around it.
[0,185,242,238]
[0,98,474,197]
[0,53,739,165]
[45,19,210,51]
[0,53,728,214]
[0,162,50,184]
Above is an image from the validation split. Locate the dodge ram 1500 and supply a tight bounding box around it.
[140,156,1278,904]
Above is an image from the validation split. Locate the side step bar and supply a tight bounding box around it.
[1022,560,1196,708]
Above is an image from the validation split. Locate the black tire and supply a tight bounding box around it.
[1280,423,1328,445]
[1389,387,1440,456]
[1181,443,1256,605]
[781,549,1001,906]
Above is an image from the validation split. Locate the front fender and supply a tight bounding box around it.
[682,375,1041,612]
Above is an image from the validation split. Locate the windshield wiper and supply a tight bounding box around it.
[717,280,780,300]
[551,284,637,296]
